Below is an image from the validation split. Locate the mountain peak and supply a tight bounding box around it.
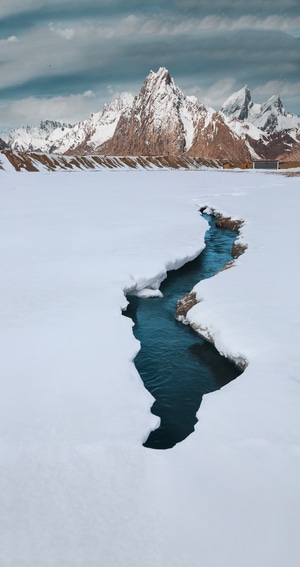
[150,66,171,80]
[40,120,73,131]
[136,67,183,118]
[156,67,172,84]
[220,85,252,120]
[2,67,299,160]
[221,86,299,134]
[102,92,134,113]
[143,67,174,92]
[253,94,289,133]
[261,94,284,114]
[106,66,206,155]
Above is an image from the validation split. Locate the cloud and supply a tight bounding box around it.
[0,0,299,133]
[0,91,97,131]
[252,81,300,113]
[1,20,299,112]
[49,23,75,40]
[186,78,238,109]
[253,80,300,99]
[0,26,91,90]
[6,35,19,42]
[0,35,19,45]
[0,0,79,18]
[43,14,300,40]
[186,78,300,112]
[1,0,299,18]
[119,14,300,37]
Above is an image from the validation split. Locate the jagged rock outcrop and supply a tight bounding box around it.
[0,138,8,150]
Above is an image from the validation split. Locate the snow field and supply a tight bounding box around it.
[0,167,299,566]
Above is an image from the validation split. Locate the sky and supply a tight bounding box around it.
[0,0,299,133]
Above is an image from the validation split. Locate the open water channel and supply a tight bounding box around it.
[123,213,243,449]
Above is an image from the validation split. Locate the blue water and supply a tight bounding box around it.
[124,214,243,449]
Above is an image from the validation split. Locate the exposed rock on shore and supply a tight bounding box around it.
[175,292,198,323]
[175,211,248,370]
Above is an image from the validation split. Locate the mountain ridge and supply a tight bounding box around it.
[2,68,300,161]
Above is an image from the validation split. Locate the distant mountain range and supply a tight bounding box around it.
[1,68,300,162]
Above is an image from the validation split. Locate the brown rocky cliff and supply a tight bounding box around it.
[100,69,253,160]
[100,68,186,155]
[187,113,251,162]
[249,130,300,161]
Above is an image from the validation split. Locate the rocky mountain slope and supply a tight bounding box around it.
[220,85,300,160]
[2,68,300,161]
[101,68,251,162]
[4,95,134,155]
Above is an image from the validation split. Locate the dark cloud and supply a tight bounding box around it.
[122,28,299,92]
[1,0,299,35]
[0,1,174,36]
[0,0,299,132]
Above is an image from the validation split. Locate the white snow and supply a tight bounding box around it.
[223,114,264,141]
[179,103,195,151]
[2,94,134,154]
[220,85,252,119]
[3,121,74,153]
[88,93,134,148]
[0,166,300,567]
[221,85,300,137]
[0,152,17,172]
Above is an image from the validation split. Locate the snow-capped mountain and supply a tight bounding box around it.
[4,120,74,153]
[220,85,300,160]
[4,94,134,155]
[221,86,300,133]
[95,68,251,161]
[102,67,215,155]
[61,93,134,154]
[220,85,254,122]
[2,68,300,162]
